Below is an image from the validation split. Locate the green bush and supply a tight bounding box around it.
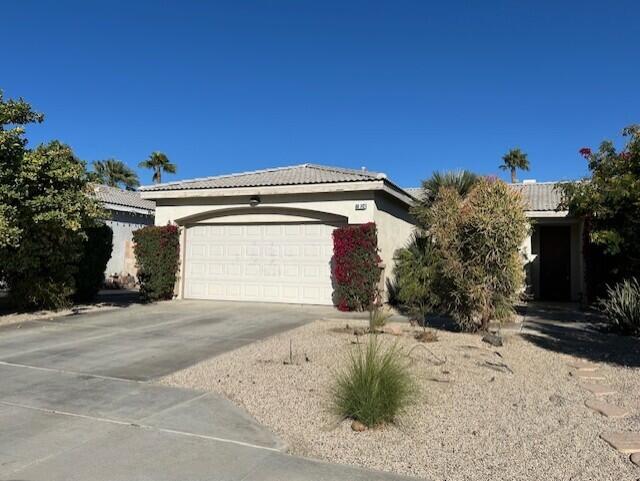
[0,94,104,311]
[599,278,640,335]
[74,224,113,302]
[392,234,440,322]
[1,142,104,310]
[133,225,180,301]
[331,336,416,427]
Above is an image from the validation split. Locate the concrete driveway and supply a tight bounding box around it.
[0,300,413,481]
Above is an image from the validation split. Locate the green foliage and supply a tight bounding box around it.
[410,178,528,331]
[1,140,105,310]
[392,234,440,321]
[500,148,530,183]
[332,223,381,311]
[599,278,640,336]
[413,170,479,213]
[139,151,176,184]
[74,224,113,302]
[331,336,416,427]
[0,91,43,249]
[133,225,180,301]
[92,159,140,190]
[560,126,640,293]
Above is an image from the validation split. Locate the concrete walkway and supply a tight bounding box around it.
[0,300,414,480]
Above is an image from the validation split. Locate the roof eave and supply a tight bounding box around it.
[140,180,414,206]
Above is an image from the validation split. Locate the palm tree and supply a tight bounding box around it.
[92,159,140,190]
[500,148,530,183]
[138,151,176,184]
[418,170,479,206]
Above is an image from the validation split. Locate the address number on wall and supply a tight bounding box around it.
[355,203,367,211]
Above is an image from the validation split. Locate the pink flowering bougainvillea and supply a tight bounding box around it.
[332,222,381,311]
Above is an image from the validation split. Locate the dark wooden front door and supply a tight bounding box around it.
[539,225,572,301]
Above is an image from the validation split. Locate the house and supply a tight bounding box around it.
[140,164,415,305]
[406,180,585,302]
[140,165,584,305]
[93,184,156,278]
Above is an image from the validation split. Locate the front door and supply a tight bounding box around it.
[539,225,572,301]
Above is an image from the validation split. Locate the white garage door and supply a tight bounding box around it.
[184,223,337,305]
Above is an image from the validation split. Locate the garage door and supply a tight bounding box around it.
[183,223,337,305]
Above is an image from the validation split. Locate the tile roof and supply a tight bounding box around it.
[93,184,155,212]
[139,164,387,192]
[403,181,567,212]
[509,181,566,211]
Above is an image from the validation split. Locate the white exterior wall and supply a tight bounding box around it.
[150,190,416,301]
[374,192,416,292]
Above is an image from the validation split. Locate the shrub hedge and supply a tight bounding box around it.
[332,223,381,311]
[133,225,180,302]
[74,224,113,302]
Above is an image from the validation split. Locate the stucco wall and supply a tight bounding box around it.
[374,192,416,292]
[152,190,416,300]
[105,210,154,276]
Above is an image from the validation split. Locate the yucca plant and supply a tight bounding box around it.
[331,336,416,427]
[599,278,640,335]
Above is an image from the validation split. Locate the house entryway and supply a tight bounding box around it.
[539,225,572,301]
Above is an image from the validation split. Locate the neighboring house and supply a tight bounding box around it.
[93,184,156,278]
[406,180,585,302]
[140,164,415,305]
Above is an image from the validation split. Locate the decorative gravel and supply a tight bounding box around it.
[161,319,640,481]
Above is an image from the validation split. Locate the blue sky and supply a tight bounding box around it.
[3,1,638,187]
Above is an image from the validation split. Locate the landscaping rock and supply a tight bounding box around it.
[549,394,567,407]
[570,370,605,381]
[567,360,599,372]
[482,332,503,347]
[384,325,403,336]
[600,432,640,454]
[581,383,616,396]
[585,399,630,418]
[351,420,367,432]
[631,452,640,467]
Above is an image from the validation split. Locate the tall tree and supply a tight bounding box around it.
[138,151,176,184]
[499,148,530,183]
[92,159,139,190]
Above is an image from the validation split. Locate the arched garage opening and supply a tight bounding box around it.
[177,206,346,305]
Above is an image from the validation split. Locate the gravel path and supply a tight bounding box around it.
[161,319,639,481]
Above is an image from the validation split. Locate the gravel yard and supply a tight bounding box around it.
[161,316,640,481]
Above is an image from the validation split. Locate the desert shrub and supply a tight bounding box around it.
[133,225,180,301]
[332,223,381,311]
[599,278,640,335]
[74,224,113,302]
[422,179,528,331]
[332,336,416,427]
[392,233,440,322]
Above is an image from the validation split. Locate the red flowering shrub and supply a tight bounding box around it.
[133,224,180,301]
[332,223,381,311]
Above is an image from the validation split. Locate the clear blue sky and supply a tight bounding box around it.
[3,0,638,187]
